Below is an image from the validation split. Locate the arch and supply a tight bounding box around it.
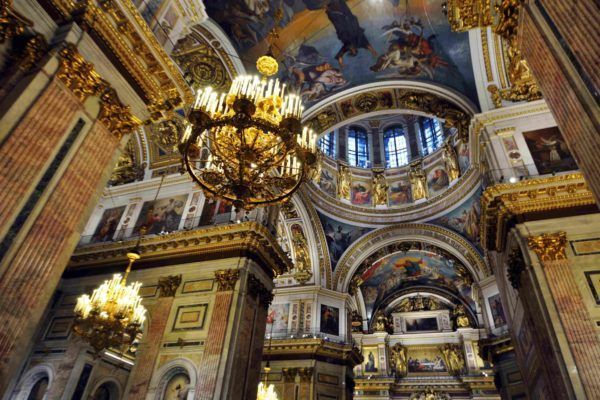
[12,364,55,400]
[87,379,122,400]
[335,223,489,293]
[148,358,198,400]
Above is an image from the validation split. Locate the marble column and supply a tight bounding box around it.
[195,269,240,400]
[297,367,314,399]
[282,368,298,399]
[127,275,182,399]
[528,232,600,399]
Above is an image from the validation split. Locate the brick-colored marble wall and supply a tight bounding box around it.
[0,93,122,389]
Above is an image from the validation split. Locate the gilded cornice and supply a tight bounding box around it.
[446,0,492,32]
[57,44,141,136]
[69,221,292,277]
[48,0,192,121]
[527,232,567,262]
[263,338,362,367]
[480,173,594,252]
[1,0,33,43]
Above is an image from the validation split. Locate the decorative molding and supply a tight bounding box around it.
[214,269,240,292]
[527,232,567,262]
[446,0,492,32]
[158,274,182,297]
[263,338,362,367]
[0,0,32,43]
[480,173,594,252]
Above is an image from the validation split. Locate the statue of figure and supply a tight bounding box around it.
[373,310,388,332]
[427,297,442,311]
[311,151,323,184]
[439,344,465,376]
[443,141,460,182]
[413,295,425,311]
[390,343,408,378]
[409,163,427,201]
[337,165,351,200]
[372,170,388,206]
[396,297,412,312]
[108,141,145,186]
[291,225,312,284]
[453,304,471,328]
[351,310,363,333]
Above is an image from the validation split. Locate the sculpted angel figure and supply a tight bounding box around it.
[337,165,351,200]
[408,163,428,201]
[442,141,460,182]
[372,170,388,206]
[390,343,408,378]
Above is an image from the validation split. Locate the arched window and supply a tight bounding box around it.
[348,127,369,168]
[420,118,445,155]
[318,131,336,158]
[384,126,408,168]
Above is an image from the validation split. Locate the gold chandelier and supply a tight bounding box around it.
[179,55,318,210]
[72,250,146,353]
[257,362,279,400]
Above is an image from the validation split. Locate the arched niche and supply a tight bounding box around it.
[13,364,54,400]
[148,358,197,400]
[88,379,121,400]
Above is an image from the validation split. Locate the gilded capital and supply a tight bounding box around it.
[214,269,240,291]
[527,232,567,262]
[297,367,314,382]
[282,367,298,382]
[158,274,182,297]
[0,0,32,43]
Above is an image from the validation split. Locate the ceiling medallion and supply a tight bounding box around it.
[180,53,318,210]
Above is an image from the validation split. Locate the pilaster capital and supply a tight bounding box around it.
[214,269,240,291]
[282,367,298,382]
[297,367,314,382]
[527,232,567,262]
[158,274,182,297]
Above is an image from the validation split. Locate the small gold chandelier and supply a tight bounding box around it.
[72,250,146,354]
[257,362,279,400]
[179,55,318,210]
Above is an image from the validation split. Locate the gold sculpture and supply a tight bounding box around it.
[291,224,313,284]
[373,310,388,332]
[443,141,460,182]
[445,0,492,32]
[390,343,408,378]
[409,162,428,201]
[439,343,465,375]
[337,165,351,201]
[454,304,471,328]
[372,170,389,206]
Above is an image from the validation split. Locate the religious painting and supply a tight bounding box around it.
[404,316,438,332]
[133,195,187,235]
[488,294,507,328]
[359,250,474,317]
[320,304,340,336]
[267,303,290,333]
[351,180,372,205]
[407,346,446,373]
[203,0,478,106]
[388,180,412,206]
[427,166,449,195]
[163,373,191,400]
[318,212,372,270]
[522,127,577,174]
[92,206,125,243]
[362,346,379,374]
[319,168,337,197]
[198,198,232,226]
[431,187,482,246]
[456,141,470,173]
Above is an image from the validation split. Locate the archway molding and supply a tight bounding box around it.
[148,357,198,400]
[12,363,55,400]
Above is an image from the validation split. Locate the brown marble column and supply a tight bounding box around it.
[127,275,182,399]
[520,2,600,204]
[43,339,86,399]
[282,368,298,399]
[297,367,314,399]
[528,232,600,399]
[195,269,240,400]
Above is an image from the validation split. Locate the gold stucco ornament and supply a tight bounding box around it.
[256,55,279,77]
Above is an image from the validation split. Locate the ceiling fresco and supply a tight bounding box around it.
[359,249,475,317]
[428,186,482,251]
[204,0,478,106]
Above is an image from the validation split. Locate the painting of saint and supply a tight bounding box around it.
[320,304,340,336]
[267,303,290,333]
[522,127,577,174]
[488,294,507,329]
[364,348,378,373]
[359,250,475,317]
[405,317,438,332]
[388,181,412,206]
[351,181,371,205]
[198,199,232,226]
[92,206,126,243]
[456,141,470,173]
[408,354,446,373]
[431,188,482,246]
[133,195,188,235]
[427,167,449,194]
[318,212,372,270]
[319,168,337,197]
